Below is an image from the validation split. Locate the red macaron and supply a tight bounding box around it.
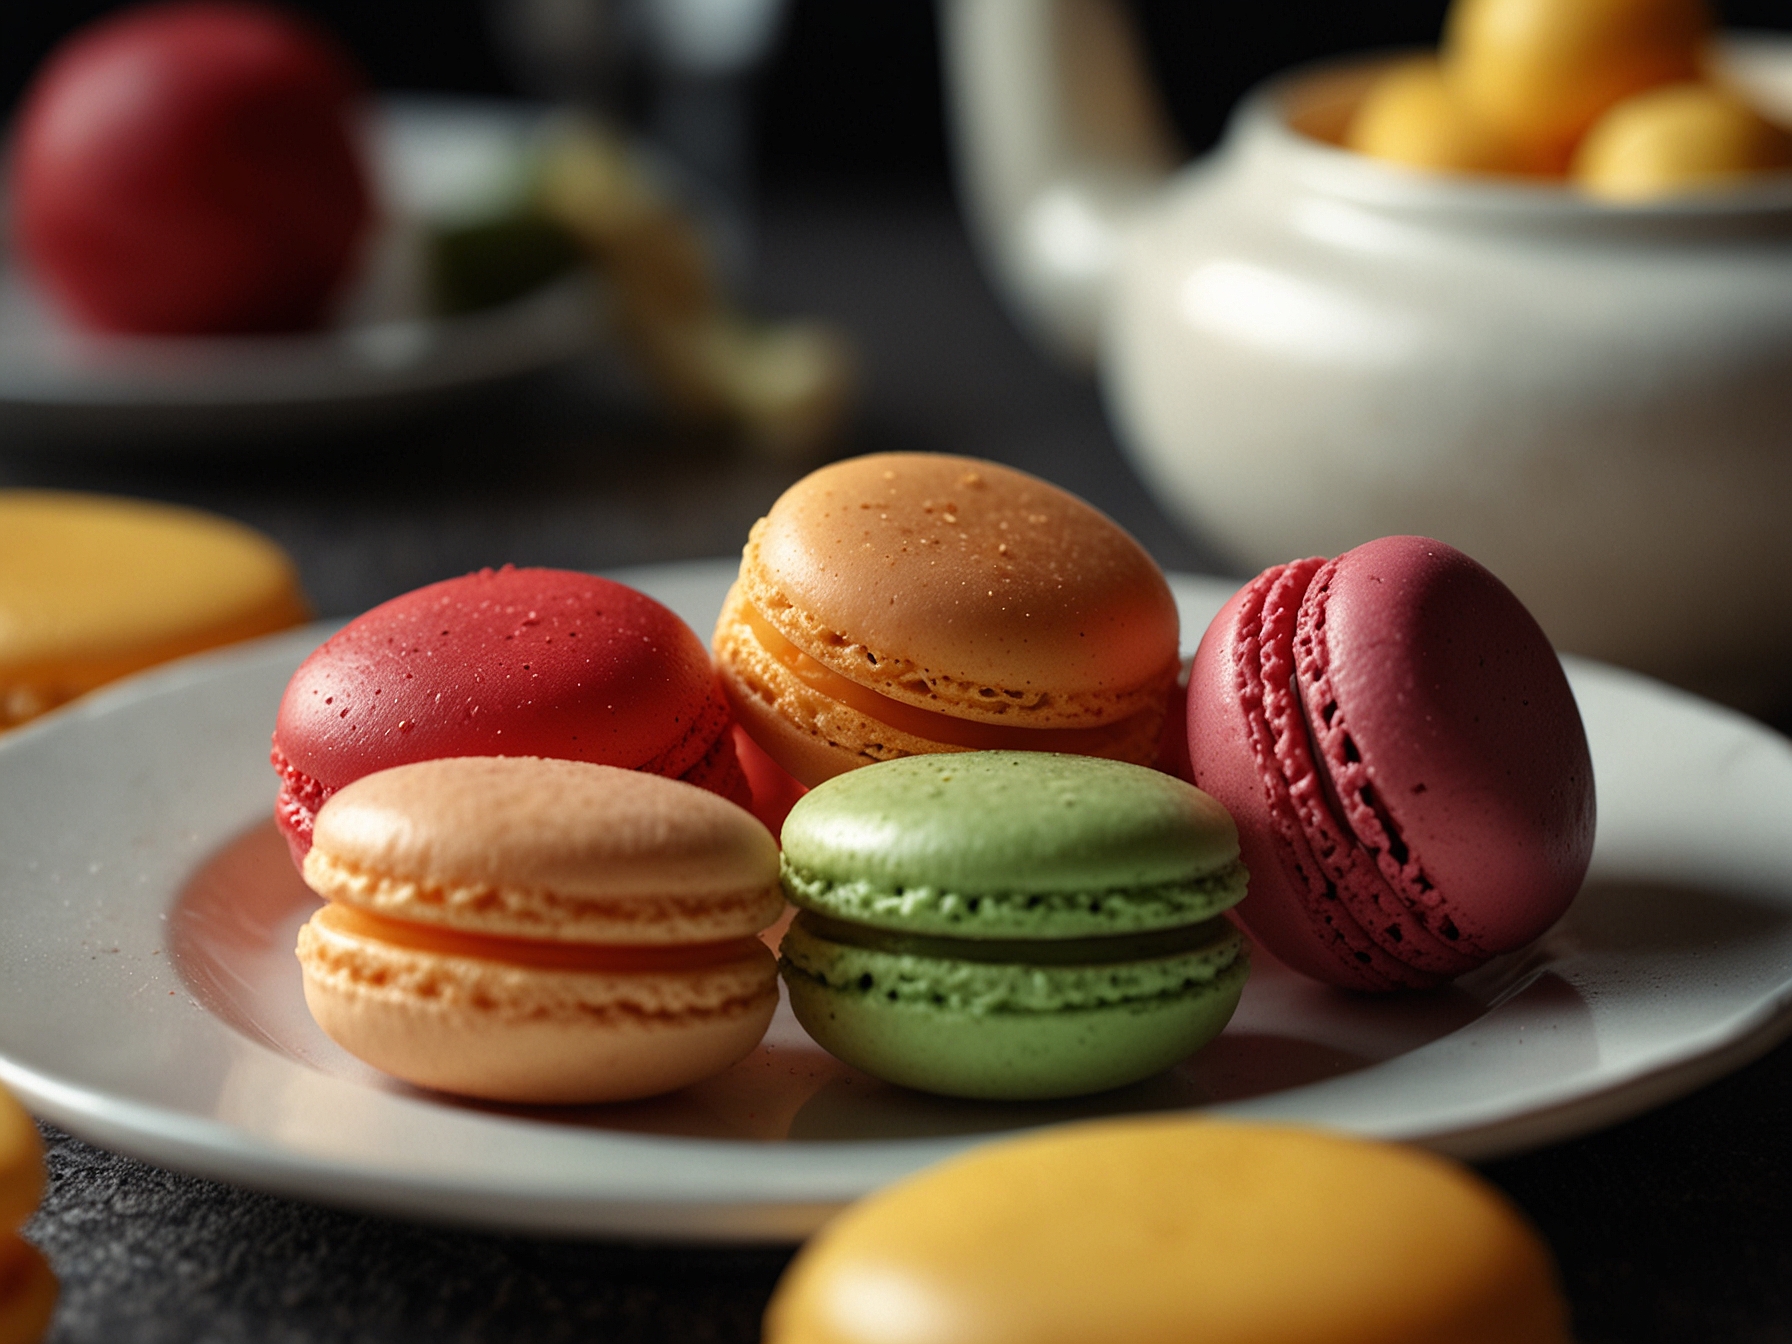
[271,567,750,865]
[11,1,372,335]
[1187,536,1595,992]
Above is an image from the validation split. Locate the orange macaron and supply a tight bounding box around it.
[295,755,784,1104]
[714,453,1181,786]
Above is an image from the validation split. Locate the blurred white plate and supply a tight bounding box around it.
[2,563,1791,1240]
[0,97,603,449]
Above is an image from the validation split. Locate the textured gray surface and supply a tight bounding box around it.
[27,1124,791,1344]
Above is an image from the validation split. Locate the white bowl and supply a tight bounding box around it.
[1105,36,1792,708]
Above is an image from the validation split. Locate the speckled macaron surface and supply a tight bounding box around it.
[765,1119,1574,1344]
[271,565,747,863]
[777,752,1248,1099]
[715,453,1180,784]
[0,490,307,730]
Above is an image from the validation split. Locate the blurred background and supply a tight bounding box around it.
[7,1,1792,178]
[1,0,1782,619]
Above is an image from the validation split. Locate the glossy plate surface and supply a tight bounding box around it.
[2,562,1790,1240]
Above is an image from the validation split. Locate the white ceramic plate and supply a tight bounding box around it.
[3,562,1791,1241]
[0,98,603,449]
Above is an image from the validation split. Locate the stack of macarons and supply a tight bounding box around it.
[765,1118,1574,1344]
[0,1088,55,1344]
[2,490,308,731]
[704,455,1257,1099]
[296,755,783,1103]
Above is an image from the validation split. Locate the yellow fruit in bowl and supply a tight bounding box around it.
[1445,0,1709,158]
[1345,57,1563,176]
[1574,82,1792,199]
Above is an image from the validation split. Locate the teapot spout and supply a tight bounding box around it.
[940,0,1179,366]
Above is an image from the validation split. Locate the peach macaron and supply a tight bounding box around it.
[714,453,1181,786]
[295,755,784,1104]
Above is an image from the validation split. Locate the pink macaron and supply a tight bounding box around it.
[1187,536,1595,991]
[272,566,750,865]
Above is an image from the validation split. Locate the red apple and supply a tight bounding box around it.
[10,1,373,334]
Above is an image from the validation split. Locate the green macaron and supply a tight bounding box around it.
[778,751,1250,1100]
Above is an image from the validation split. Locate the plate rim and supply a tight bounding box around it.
[4,563,1791,1241]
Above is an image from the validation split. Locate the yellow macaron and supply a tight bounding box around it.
[765,1119,1572,1344]
[1345,58,1561,176]
[1574,82,1792,199]
[0,490,309,730]
[1444,0,1709,161]
[296,755,785,1104]
[714,453,1181,786]
[0,1088,54,1344]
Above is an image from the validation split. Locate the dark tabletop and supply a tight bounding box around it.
[6,187,1792,1344]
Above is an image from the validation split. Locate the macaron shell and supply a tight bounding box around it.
[1,489,306,728]
[296,908,778,1104]
[275,566,736,793]
[1299,538,1595,954]
[780,918,1247,1100]
[0,1237,57,1344]
[737,454,1179,726]
[783,966,1245,1103]
[1188,567,1429,991]
[0,1091,42,1234]
[781,751,1242,907]
[764,1119,1572,1344]
[305,757,783,943]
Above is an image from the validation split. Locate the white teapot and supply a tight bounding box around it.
[941,0,1792,708]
